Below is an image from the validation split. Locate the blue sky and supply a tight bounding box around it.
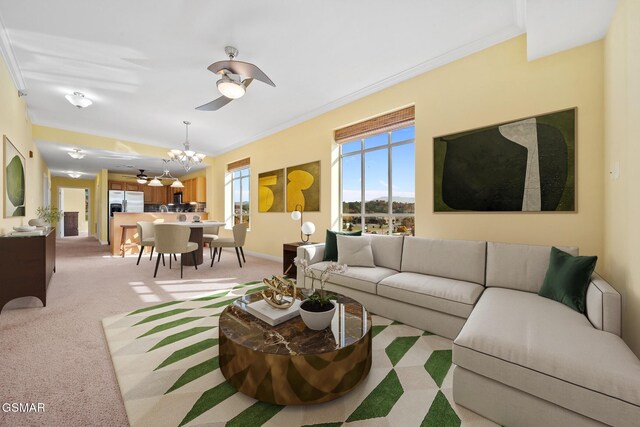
[342,127,415,202]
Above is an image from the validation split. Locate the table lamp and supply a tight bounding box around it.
[291,204,315,244]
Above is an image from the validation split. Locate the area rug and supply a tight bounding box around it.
[102,282,494,426]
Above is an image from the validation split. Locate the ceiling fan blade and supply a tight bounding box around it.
[207,60,275,87]
[196,95,234,111]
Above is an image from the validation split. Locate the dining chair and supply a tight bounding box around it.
[202,222,221,259]
[136,221,156,265]
[210,223,248,268]
[153,224,198,278]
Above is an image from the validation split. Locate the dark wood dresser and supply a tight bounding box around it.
[0,229,55,313]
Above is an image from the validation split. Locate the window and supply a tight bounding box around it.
[338,108,415,236]
[228,158,250,226]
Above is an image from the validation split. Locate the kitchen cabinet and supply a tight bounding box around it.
[109,180,141,192]
[143,184,169,204]
[182,177,206,203]
[109,181,125,190]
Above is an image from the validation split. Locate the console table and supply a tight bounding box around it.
[283,242,318,276]
[0,229,55,313]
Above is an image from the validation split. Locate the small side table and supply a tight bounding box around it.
[283,242,318,277]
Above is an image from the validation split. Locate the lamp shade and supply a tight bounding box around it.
[171,179,184,188]
[291,210,302,221]
[148,178,163,187]
[217,76,245,99]
[301,221,316,236]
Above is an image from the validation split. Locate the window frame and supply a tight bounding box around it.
[339,126,415,236]
[230,166,250,226]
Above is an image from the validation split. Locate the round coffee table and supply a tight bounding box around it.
[218,291,372,405]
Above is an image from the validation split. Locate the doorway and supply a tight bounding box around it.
[58,187,90,237]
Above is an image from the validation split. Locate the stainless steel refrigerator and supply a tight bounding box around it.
[107,190,144,243]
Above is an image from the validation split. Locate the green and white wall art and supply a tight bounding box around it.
[3,135,26,217]
[434,108,576,212]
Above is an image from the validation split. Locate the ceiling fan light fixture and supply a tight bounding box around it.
[68,148,86,159]
[217,75,245,99]
[136,178,147,184]
[65,91,93,108]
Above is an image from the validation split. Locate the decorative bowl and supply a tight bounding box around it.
[13,225,37,232]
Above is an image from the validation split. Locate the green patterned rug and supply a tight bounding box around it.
[102,283,495,426]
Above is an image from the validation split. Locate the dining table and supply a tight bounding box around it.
[162,221,225,266]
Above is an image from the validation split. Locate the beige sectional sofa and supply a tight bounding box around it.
[296,235,640,426]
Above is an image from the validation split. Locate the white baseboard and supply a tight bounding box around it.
[99,239,108,245]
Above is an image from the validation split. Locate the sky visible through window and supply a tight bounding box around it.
[342,127,415,205]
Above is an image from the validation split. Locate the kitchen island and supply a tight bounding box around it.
[109,212,209,256]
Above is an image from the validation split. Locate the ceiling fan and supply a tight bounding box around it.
[196,46,275,111]
[135,170,148,184]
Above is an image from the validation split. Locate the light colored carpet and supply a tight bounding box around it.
[102,285,496,427]
[0,236,281,427]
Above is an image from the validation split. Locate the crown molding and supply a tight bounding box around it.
[0,11,26,91]
[213,25,525,156]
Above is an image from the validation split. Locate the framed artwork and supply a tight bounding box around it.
[434,108,575,212]
[286,161,320,212]
[258,168,285,212]
[3,135,26,217]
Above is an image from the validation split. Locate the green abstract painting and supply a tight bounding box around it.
[4,135,26,217]
[434,108,575,212]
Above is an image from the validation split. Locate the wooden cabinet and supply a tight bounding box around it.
[64,212,79,236]
[182,177,206,203]
[109,181,125,190]
[0,229,56,312]
[125,182,140,191]
[143,184,169,204]
[109,180,141,192]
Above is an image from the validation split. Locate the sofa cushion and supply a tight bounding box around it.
[323,230,361,261]
[307,261,396,294]
[378,272,483,318]
[485,242,578,293]
[337,235,375,267]
[454,288,640,426]
[400,237,486,285]
[369,234,404,271]
[539,247,597,313]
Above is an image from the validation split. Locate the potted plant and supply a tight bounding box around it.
[296,259,347,330]
[35,206,63,231]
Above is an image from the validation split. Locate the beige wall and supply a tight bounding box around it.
[0,56,48,235]
[212,35,604,261]
[51,176,96,236]
[603,0,640,356]
[61,188,88,233]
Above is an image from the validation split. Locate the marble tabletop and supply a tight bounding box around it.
[219,291,371,356]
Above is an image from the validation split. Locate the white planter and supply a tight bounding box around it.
[299,301,336,330]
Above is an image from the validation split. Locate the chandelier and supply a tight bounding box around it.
[167,121,206,172]
[148,160,184,188]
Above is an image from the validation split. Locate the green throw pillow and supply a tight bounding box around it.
[323,230,362,261]
[539,247,597,313]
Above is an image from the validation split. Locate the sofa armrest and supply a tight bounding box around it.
[296,243,325,286]
[586,272,621,336]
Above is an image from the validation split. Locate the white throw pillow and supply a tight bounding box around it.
[337,235,375,267]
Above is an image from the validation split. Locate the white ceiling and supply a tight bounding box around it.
[35,140,206,179]
[0,0,617,176]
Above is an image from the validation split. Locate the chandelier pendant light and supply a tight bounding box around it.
[167,121,206,172]
[149,160,184,188]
